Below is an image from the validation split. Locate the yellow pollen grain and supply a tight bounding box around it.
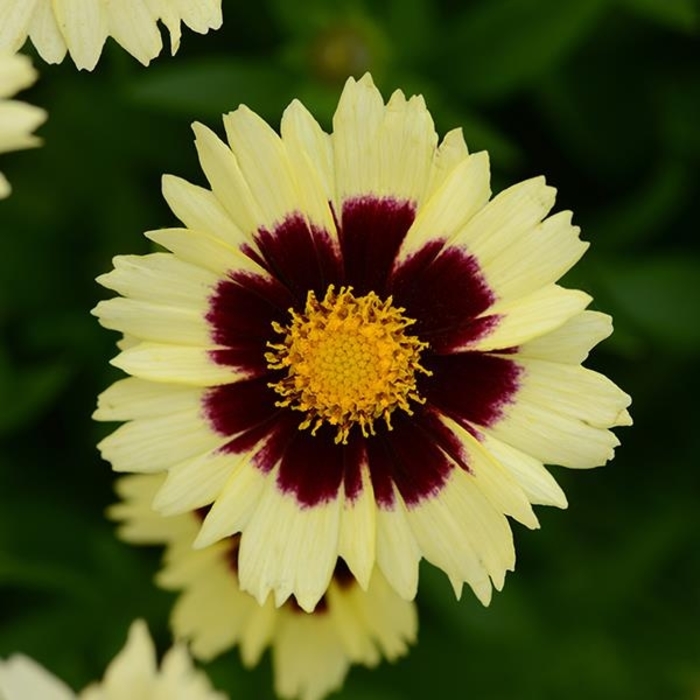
[266,286,431,444]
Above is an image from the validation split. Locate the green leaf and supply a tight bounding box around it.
[596,255,700,353]
[441,0,606,101]
[0,353,71,436]
[590,160,692,251]
[127,58,296,120]
[614,0,699,32]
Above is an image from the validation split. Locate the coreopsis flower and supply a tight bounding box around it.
[0,52,45,198]
[94,73,632,613]
[109,473,417,700]
[0,0,223,71]
[0,619,227,700]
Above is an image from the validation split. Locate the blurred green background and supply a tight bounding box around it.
[1,0,699,698]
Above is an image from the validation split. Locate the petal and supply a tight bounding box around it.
[146,228,262,278]
[25,2,68,64]
[95,377,203,421]
[51,0,108,71]
[225,104,334,238]
[338,464,377,591]
[424,127,471,200]
[153,447,241,514]
[488,359,632,469]
[98,407,221,474]
[0,52,37,97]
[0,1,39,54]
[331,73,385,203]
[478,432,567,508]
[273,613,347,700]
[396,150,491,263]
[192,122,262,237]
[92,620,157,695]
[161,175,250,250]
[448,176,556,266]
[469,285,592,352]
[94,298,210,346]
[375,490,421,600]
[280,98,335,215]
[105,0,162,66]
[0,655,76,700]
[332,76,438,206]
[483,210,588,301]
[405,470,494,605]
[517,310,613,364]
[96,253,219,307]
[236,468,341,611]
[111,343,246,385]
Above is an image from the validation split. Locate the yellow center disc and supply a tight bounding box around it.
[266,286,431,444]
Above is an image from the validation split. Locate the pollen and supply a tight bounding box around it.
[266,286,431,444]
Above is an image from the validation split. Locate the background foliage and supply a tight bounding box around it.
[1,0,699,698]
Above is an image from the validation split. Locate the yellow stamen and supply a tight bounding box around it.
[266,286,431,444]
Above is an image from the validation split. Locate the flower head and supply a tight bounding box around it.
[0,52,45,198]
[0,619,227,700]
[110,473,417,700]
[94,73,632,613]
[0,0,223,71]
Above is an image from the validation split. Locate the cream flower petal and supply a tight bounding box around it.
[0,52,45,198]
[111,474,417,700]
[0,0,222,70]
[79,620,227,700]
[0,655,76,700]
[95,72,631,610]
[0,621,225,700]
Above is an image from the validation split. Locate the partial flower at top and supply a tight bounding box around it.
[0,52,45,198]
[110,473,417,700]
[93,73,632,613]
[0,619,227,700]
[0,0,223,71]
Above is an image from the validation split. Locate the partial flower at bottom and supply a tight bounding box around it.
[94,72,632,614]
[109,472,417,700]
[0,619,227,700]
[0,52,46,198]
[0,0,223,71]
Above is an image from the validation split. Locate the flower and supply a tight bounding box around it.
[94,73,632,613]
[0,619,227,700]
[0,52,45,198]
[0,0,223,71]
[110,473,417,700]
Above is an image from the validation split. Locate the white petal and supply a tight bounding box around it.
[111,343,244,386]
[0,655,76,700]
[375,491,421,601]
[468,285,592,352]
[424,127,471,200]
[397,151,491,264]
[154,447,243,514]
[192,122,263,237]
[194,458,268,545]
[479,432,567,508]
[96,253,219,307]
[94,377,202,421]
[146,228,262,278]
[236,472,341,612]
[51,0,108,71]
[161,175,250,250]
[337,464,376,590]
[98,407,220,474]
[518,310,613,364]
[94,298,210,346]
[105,0,162,67]
[482,210,589,300]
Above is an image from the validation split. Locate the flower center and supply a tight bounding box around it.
[266,286,431,444]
